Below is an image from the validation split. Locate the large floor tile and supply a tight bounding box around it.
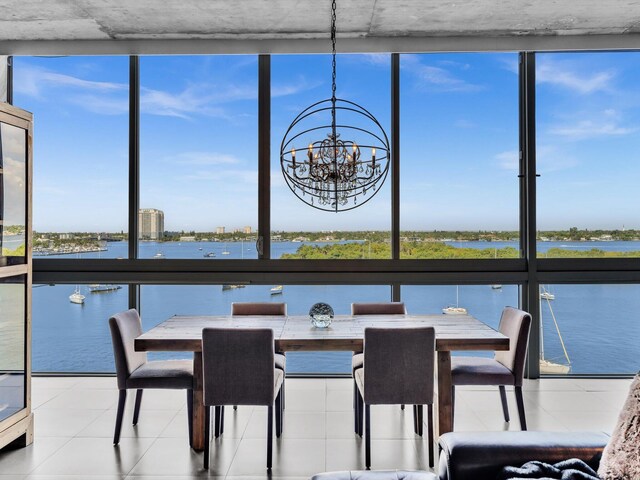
[226,438,325,477]
[33,409,105,437]
[127,436,239,477]
[244,410,325,439]
[0,437,71,475]
[282,389,326,412]
[38,389,118,411]
[77,408,180,439]
[325,439,421,472]
[29,437,154,476]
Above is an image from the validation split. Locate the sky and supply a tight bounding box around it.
[11,51,640,233]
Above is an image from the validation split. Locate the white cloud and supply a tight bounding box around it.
[14,65,126,98]
[495,150,519,170]
[549,119,636,140]
[537,58,614,94]
[402,55,482,93]
[272,76,323,97]
[536,145,579,173]
[170,152,242,166]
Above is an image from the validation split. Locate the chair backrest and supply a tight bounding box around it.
[351,302,407,315]
[362,326,435,405]
[494,307,532,386]
[231,302,287,316]
[108,309,147,390]
[202,327,275,406]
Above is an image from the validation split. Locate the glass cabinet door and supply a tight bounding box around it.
[0,122,27,266]
[0,274,26,422]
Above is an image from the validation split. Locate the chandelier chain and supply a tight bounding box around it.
[331,0,337,104]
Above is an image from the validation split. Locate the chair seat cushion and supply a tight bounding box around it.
[275,353,286,371]
[127,359,194,389]
[451,356,514,386]
[352,353,364,372]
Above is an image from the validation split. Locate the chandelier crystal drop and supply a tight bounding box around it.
[279,0,390,212]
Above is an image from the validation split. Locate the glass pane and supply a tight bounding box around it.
[139,56,258,258]
[402,284,520,357]
[0,123,27,265]
[140,284,391,374]
[271,54,391,259]
[32,283,128,372]
[0,275,26,421]
[536,52,640,257]
[13,56,129,258]
[539,284,640,374]
[400,53,520,259]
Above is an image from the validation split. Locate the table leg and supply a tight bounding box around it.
[436,351,453,437]
[192,352,205,451]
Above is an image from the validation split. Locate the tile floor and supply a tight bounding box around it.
[0,376,631,479]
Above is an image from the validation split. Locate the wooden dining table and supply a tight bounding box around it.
[135,314,509,451]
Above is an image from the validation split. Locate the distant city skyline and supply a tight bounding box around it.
[12,52,640,232]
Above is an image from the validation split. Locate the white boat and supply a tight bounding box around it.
[221,243,231,255]
[491,284,502,290]
[270,285,283,295]
[153,252,165,259]
[540,286,555,300]
[539,290,571,374]
[69,286,85,304]
[88,284,122,293]
[442,286,467,314]
[203,252,215,258]
[222,284,245,291]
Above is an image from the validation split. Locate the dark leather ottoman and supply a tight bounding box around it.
[438,431,610,480]
[312,470,437,480]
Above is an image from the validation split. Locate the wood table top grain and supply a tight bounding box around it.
[135,314,509,353]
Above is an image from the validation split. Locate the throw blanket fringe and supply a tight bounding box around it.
[497,458,600,480]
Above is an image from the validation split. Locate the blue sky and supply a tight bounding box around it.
[12,52,640,232]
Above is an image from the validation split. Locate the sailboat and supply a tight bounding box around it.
[540,285,555,300]
[490,251,502,289]
[69,286,85,304]
[442,286,468,315]
[221,243,231,255]
[539,291,571,374]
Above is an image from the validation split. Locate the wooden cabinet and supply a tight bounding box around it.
[0,102,33,450]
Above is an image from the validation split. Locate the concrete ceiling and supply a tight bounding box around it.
[2,0,640,54]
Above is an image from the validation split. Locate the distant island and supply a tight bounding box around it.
[31,227,640,258]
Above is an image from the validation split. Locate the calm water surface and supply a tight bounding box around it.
[30,240,640,374]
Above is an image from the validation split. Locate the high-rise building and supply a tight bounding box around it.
[216,226,225,234]
[138,208,164,240]
[243,226,252,234]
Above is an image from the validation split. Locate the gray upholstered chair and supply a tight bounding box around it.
[231,302,287,411]
[351,302,408,420]
[355,326,436,470]
[108,309,193,446]
[201,327,284,470]
[451,306,532,430]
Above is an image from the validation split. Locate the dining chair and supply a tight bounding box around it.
[355,326,436,469]
[450,306,532,430]
[231,302,287,412]
[351,302,407,420]
[108,309,194,446]
[201,327,284,470]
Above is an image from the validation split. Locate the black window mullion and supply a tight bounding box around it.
[128,55,140,310]
[258,55,271,260]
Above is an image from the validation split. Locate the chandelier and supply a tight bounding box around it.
[279,0,390,212]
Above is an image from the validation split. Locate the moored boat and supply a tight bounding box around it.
[69,287,85,304]
[270,285,283,295]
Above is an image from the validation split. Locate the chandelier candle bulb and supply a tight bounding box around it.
[291,147,296,168]
[308,144,313,162]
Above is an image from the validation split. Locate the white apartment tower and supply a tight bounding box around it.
[138,208,164,240]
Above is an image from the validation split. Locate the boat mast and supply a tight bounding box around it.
[547,297,571,366]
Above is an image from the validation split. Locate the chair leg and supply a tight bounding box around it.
[515,386,527,430]
[267,405,273,470]
[113,390,126,445]
[132,389,143,426]
[214,406,221,438]
[282,375,286,410]
[451,385,456,428]
[220,406,225,435]
[357,389,364,437]
[413,405,418,434]
[187,389,193,447]
[233,405,237,410]
[417,405,424,436]
[365,404,371,470]
[499,385,510,422]
[401,404,405,410]
[353,379,359,434]
[275,389,282,438]
[204,406,210,470]
[427,404,434,468]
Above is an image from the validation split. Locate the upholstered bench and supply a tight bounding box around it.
[312,470,437,480]
[437,431,609,480]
